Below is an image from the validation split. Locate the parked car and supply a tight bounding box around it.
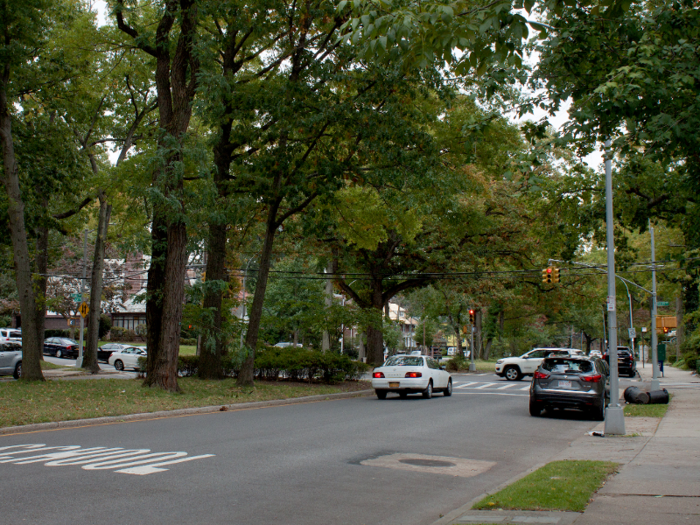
[589,350,602,359]
[43,337,79,359]
[495,348,574,381]
[529,355,610,420]
[603,346,636,378]
[108,346,147,371]
[274,342,301,348]
[0,342,22,379]
[0,328,22,344]
[97,343,131,363]
[371,355,452,399]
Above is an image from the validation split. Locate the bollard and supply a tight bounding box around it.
[624,386,650,404]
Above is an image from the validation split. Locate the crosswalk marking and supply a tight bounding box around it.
[473,383,492,390]
[455,382,477,389]
[495,383,517,390]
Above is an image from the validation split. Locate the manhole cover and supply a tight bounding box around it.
[399,458,456,468]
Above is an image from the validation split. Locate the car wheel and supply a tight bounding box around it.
[114,360,124,371]
[13,362,21,380]
[375,389,387,400]
[529,398,543,417]
[629,370,637,378]
[422,381,433,399]
[55,349,62,359]
[504,366,521,381]
[443,378,453,397]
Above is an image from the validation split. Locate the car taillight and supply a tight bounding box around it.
[582,374,602,383]
[533,371,550,379]
[405,372,422,378]
[373,372,385,378]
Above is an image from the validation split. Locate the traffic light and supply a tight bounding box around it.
[201,272,206,282]
[552,267,560,283]
[469,309,476,325]
[663,327,669,334]
[542,267,552,284]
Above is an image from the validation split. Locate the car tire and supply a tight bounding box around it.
[529,398,543,417]
[504,366,521,381]
[13,362,21,380]
[422,381,433,399]
[629,370,637,378]
[114,360,124,371]
[55,349,62,359]
[443,378,453,397]
[375,389,387,400]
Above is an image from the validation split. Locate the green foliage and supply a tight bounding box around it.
[109,327,138,342]
[98,314,112,339]
[255,347,369,383]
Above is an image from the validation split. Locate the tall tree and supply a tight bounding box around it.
[113,0,201,391]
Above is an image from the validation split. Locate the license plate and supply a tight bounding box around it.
[389,382,400,388]
[558,380,572,388]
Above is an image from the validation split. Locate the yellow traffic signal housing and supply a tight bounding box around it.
[552,267,560,283]
[469,309,476,325]
[542,267,552,284]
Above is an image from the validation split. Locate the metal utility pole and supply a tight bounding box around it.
[469,325,476,372]
[604,140,625,435]
[650,222,660,391]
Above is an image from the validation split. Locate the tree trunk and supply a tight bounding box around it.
[85,196,111,373]
[0,77,43,381]
[199,221,228,379]
[238,197,281,386]
[676,295,683,359]
[483,338,493,360]
[475,309,483,359]
[364,279,385,366]
[454,324,463,358]
[35,219,49,360]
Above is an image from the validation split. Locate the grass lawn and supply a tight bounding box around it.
[624,403,670,418]
[472,460,618,513]
[0,378,370,428]
[40,360,73,370]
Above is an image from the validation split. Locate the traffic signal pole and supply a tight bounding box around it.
[650,222,660,391]
[76,229,88,368]
[603,140,625,436]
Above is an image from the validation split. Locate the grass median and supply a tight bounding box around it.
[473,460,618,513]
[1,378,370,428]
[624,403,670,418]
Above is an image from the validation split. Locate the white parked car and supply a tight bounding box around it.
[108,346,147,371]
[0,328,22,344]
[495,348,573,381]
[371,355,452,399]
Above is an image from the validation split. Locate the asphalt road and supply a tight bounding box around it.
[1,373,600,525]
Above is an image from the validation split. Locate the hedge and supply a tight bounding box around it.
[138,347,370,383]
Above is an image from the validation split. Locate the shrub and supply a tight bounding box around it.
[178,355,200,377]
[109,327,137,342]
[180,337,197,346]
[99,315,112,339]
[667,354,677,365]
[254,346,368,383]
[446,356,466,372]
[45,329,71,338]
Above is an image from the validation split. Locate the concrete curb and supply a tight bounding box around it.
[0,389,374,436]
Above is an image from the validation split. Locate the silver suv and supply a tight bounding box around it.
[0,342,22,379]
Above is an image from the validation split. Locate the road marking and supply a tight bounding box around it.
[0,444,214,476]
[472,383,493,390]
[495,383,517,390]
[519,386,531,391]
[454,392,528,397]
[455,382,478,389]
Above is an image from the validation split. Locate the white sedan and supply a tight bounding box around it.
[108,346,147,371]
[371,355,452,399]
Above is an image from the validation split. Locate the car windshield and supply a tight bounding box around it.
[543,358,594,374]
[384,356,423,367]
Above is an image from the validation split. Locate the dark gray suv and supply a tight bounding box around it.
[529,356,610,420]
[0,342,22,379]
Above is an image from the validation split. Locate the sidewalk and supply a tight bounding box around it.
[437,365,700,525]
[574,365,700,525]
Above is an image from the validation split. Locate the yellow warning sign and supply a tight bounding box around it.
[79,302,89,318]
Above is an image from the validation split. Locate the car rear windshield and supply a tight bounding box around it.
[542,359,594,374]
[384,356,423,367]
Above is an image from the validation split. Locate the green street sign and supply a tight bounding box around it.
[71,293,82,302]
[657,301,669,307]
